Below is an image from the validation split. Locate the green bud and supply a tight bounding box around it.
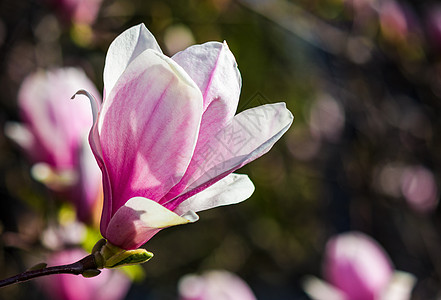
[105,248,153,269]
[90,239,154,269]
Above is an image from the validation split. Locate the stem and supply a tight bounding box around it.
[0,254,98,288]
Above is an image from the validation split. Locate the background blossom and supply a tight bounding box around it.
[38,248,130,300]
[5,68,102,223]
[178,270,257,300]
[1,0,441,298]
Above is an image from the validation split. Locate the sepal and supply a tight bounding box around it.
[104,248,153,268]
[91,239,153,269]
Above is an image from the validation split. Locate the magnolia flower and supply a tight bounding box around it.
[303,232,416,300]
[6,68,102,222]
[38,248,130,300]
[77,24,293,250]
[178,270,257,300]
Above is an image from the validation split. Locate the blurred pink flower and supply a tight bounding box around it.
[324,232,394,300]
[304,232,416,300]
[38,248,130,300]
[178,270,256,300]
[401,165,438,214]
[79,24,293,250]
[6,68,102,222]
[379,1,408,42]
[47,0,103,25]
[379,1,421,45]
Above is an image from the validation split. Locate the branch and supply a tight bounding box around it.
[0,239,153,288]
[0,254,98,288]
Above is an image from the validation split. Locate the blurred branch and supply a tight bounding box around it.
[235,0,348,54]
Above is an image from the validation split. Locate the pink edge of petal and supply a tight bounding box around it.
[71,90,111,234]
[89,123,113,236]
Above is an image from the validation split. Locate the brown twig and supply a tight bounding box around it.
[0,254,98,288]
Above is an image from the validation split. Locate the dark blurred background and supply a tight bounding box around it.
[1,0,441,299]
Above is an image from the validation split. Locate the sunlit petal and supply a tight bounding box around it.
[174,173,254,215]
[103,24,163,100]
[106,197,195,250]
[98,49,203,231]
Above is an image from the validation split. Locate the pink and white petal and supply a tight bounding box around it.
[179,270,257,300]
[105,197,196,250]
[19,68,96,168]
[99,163,113,236]
[72,90,111,229]
[103,24,163,100]
[172,41,241,115]
[190,103,293,187]
[164,103,293,210]
[160,42,242,202]
[173,41,241,155]
[18,71,55,156]
[42,69,98,153]
[88,109,114,234]
[98,49,203,223]
[174,173,254,215]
